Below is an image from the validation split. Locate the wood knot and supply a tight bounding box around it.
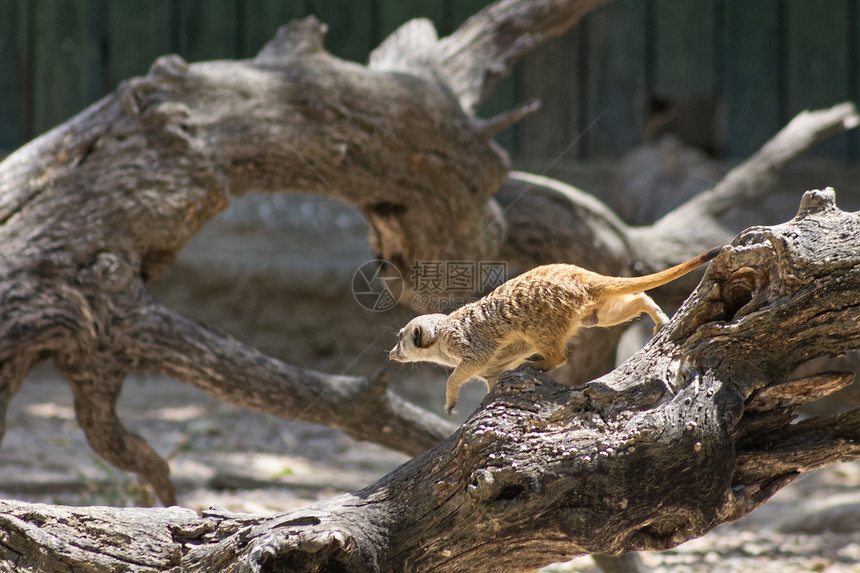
[148,55,189,80]
[720,267,764,322]
[467,468,526,504]
[255,16,327,64]
[795,188,837,219]
[141,102,195,151]
[77,252,134,293]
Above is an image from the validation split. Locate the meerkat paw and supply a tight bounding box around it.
[652,316,668,336]
[445,404,457,416]
[529,355,567,372]
[652,308,670,335]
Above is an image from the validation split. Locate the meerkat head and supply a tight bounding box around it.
[388,314,447,364]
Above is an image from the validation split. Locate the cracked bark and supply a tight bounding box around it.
[0,190,857,572]
[0,0,619,508]
[0,0,858,571]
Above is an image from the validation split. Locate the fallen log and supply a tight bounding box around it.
[0,189,856,572]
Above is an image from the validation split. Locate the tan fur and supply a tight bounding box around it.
[389,247,721,413]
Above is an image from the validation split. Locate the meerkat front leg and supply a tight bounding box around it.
[524,336,568,372]
[444,363,482,415]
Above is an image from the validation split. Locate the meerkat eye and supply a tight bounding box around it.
[412,325,423,348]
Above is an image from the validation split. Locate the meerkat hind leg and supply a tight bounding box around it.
[596,292,670,335]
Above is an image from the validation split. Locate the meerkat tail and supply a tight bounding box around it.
[600,246,722,295]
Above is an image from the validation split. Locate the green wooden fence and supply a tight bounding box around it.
[1,0,858,160]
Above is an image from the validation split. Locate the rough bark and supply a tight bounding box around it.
[1,189,857,573]
[0,0,855,544]
[0,0,620,507]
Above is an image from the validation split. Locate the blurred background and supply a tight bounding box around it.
[2,0,860,160]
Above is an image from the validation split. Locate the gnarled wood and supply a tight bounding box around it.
[0,0,856,508]
[0,190,857,572]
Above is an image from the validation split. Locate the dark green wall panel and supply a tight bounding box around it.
[0,0,22,149]
[2,1,858,160]
[722,0,781,159]
[305,0,375,63]
[30,0,104,138]
[518,33,583,161]
[240,0,308,58]
[651,0,720,154]
[105,0,172,88]
[175,0,241,62]
[583,0,648,158]
[786,0,851,159]
[377,0,450,42]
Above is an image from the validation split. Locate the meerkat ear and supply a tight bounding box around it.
[412,325,430,348]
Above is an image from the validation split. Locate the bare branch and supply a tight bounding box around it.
[473,98,542,139]
[438,0,612,112]
[1,190,858,571]
[126,301,456,457]
[656,102,860,226]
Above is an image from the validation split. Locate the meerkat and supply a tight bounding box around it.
[389,247,721,414]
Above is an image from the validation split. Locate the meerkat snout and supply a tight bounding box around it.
[388,314,446,363]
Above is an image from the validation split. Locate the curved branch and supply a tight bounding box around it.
[0,0,856,518]
[0,0,625,514]
[501,103,860,297]
[438,0,612,112]
[1,190,858,572]
[656,101,860,225]
[126,301,455,457]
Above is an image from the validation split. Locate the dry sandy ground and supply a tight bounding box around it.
[1,368,859,572]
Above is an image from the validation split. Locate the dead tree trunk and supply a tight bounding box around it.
[0,189,857,572]
[0,1,858,571]
[0,0,856,509]
[0,0,624,507]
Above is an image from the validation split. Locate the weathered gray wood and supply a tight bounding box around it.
[0,2,858,571]
[239,0,307,58]
[1,189,857,572]
[0,0,856,511]
[438,0,611,114]
[495,100,858,383]
[0,0,606,508]
[377,0,451,40]
[452,0,520,151]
